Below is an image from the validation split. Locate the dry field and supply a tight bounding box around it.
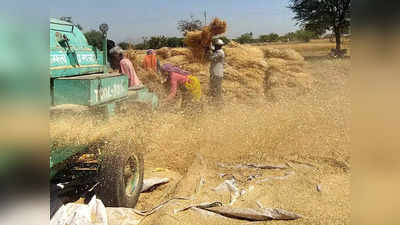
[253,38,351,58]
[50,40,350,225]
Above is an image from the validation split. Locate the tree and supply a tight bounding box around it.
[279,32,296,42]
[259,33,280,42]
[304,23,326,38]
[166,37,184,47]
[84,30,103,50]
[147,36,168,49]
[177,15,203,35]
[134,43,147,50]
[132,36,183,49]
[118,42,134,50]
[235,32,254,44]
[286,32,297,41]
[294,29,316,42]
[288,0,351,52]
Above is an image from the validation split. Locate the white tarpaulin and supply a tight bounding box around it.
[50,196,108,225]
[50,196,143,225]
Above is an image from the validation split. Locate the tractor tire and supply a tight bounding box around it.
[96,151,143,208]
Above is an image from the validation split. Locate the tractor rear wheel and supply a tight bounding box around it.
[96,151,143,208]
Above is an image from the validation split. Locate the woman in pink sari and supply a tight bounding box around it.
[110,46,142,88]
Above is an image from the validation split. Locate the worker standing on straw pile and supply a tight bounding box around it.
[110,46,143,88]
[208,39,225,104]
[143,49,161,74]
[160,63,202,109]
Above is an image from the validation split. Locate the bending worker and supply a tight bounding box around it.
[110,46,142,88]
[160,63,201,108]
[208,39,225,104]
[143,49,161,73]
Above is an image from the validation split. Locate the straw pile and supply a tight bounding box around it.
[124,49,168,97]
[156,47,171,59]
[263,47,304,61]
[126,43,313,103]
[261,47,314,101]
[184,18,227,61]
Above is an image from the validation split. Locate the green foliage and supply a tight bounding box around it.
[84,30,103,50]
[288,0,351,49]
[278,30,317,43]
[231,30,319,44]
[134,36,184,50]
[293,29,316,42]
[304,23,326,37]
[278,35,289,42]
[259,33,280,42]
[166,37,184,48]
[287,32,296,41]
[283,32,297,42]
[118,42,134,50]
[234,32,254,44]
[134,43,147,50]
[148,36,168,49]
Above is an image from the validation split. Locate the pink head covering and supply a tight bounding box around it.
[161,63,190,76]
[146,49,156,55]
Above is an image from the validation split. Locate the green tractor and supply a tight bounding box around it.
[49,18,151,216]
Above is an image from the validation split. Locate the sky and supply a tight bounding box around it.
[49,0,299,43]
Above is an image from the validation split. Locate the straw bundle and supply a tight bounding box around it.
[184,30,203,47]
[209,18,227,35]
[184,18,227,61]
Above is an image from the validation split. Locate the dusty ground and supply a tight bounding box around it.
[50,41,350,224]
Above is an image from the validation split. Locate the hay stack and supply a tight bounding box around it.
[184,18,227,61]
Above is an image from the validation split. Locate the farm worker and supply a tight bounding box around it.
[143,49,161,73]
[110,46,142,88]
[208,38,225,104]
[160,63,202,107]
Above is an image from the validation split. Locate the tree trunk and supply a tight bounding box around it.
[335,27,341,51]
